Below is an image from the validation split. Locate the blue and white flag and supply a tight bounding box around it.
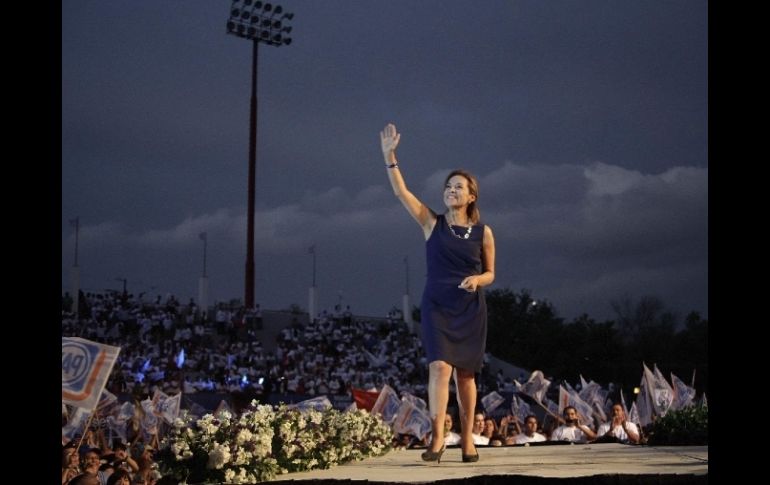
[510,395,532,423]
[393,399,432,439]
[400,392,427,411]
[160,393,182,423]
[670,372,696,411]
[290,395,333,413]
[481,391,505,413]
[518,370,551,404]
[61,406,91,445]
[371,384,401,425]
[62,337,120,411]
[651,364,674,417]
[96,389,119,416]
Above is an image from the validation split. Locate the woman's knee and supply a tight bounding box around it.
[429,360,453,377]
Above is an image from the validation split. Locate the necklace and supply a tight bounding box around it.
[446,215,473,239]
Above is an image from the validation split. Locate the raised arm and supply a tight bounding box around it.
[576,415,597,441]
[380,123,436,239]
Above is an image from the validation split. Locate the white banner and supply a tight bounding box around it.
[62,337,121,411]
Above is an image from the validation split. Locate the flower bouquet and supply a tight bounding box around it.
[156,400,393,484]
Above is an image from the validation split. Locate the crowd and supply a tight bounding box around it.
[61,438,164,485]
[61,291,660,485]
[61,290,436,484]
[397,402,640,453]
[61,290,436,402]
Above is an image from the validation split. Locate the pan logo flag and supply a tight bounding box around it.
[62,337,121,411]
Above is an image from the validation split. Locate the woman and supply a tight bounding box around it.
[61,446,81,484]
[482,417,505,447]
[379,123,495,463]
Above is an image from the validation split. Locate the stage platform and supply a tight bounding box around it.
[270,443,708,484]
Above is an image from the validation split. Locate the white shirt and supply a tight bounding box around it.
[471,433,490,445]
[596,421,639,443]
[514,432,546,444]
[550,425,589,443]
[444,431,462,445]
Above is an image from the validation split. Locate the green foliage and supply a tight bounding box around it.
[486,288,562,369]
[646,404,708,446]
[484,288,708,394]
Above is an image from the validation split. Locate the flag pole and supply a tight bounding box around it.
[516,392,562,421]
[73,411,98,452]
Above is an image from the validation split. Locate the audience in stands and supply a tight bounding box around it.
[62,291,653,484]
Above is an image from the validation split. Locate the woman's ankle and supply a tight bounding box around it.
[431,437,445,450]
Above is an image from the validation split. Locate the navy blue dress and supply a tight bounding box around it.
[420,213,487,372]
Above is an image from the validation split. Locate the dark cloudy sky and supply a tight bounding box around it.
[62,0,708,322]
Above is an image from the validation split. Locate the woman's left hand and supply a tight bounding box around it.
[458,276,480,292]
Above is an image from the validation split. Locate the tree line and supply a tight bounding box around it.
[482,288,707,397]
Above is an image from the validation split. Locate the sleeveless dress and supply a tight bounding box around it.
[420,213,487,372]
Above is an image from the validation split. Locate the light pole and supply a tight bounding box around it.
[200,232,208,277]
[308,245,316,322]
[226,0,294,309]
[71,217,79,267]
[310,245,316,288]
[404,255,409,295]
[69,217,80,317]
[115,277,128,301]
[199,232,209,319]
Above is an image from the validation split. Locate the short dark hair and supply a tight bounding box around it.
[68,474,100,485]
[81,447,101,457]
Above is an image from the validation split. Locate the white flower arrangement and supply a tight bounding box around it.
[158,400,393,484]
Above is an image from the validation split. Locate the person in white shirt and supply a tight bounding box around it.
[471,412,490,445]
[511,415,547,445]
[595,403,640,444]
[549,406,597,443]
[443,413,462,446]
